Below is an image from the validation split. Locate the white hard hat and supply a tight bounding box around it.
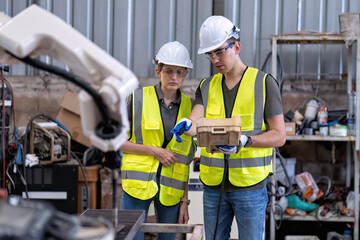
[198,16,240,54]
[154,41,193,69]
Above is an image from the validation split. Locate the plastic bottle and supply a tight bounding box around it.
[348,90,356,118]
[317,105,328,124]
[346,90,356,136]
[305,99,319,121]
[346,191,355,217]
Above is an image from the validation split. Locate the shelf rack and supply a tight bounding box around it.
[270,34,360,240]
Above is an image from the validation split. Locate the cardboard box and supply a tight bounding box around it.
[329,125,348,136]
[197,115,241,153]
[56,91,92,147]
[285,122,296,136]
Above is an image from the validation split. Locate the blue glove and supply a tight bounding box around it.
[216,135,248,155]
[216,145,237,155]
[171,118,192,142]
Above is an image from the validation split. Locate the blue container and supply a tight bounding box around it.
[319,123,329,136]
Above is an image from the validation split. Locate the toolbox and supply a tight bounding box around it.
[196,115,241,153]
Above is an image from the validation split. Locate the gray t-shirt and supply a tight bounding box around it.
[194,67,283,192]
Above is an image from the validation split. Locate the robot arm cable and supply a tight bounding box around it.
[8,52,112,128]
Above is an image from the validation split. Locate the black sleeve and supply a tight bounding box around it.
[194,84,203,106]
[264,74,283,120]
[127,94,133,122]
[126,94,133,140]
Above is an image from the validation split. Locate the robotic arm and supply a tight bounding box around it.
[0,5,138,152]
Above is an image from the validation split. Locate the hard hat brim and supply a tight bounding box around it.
[197,39,227,55]
[156,59,193,69]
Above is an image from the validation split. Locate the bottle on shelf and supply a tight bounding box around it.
[317,105,328,124]
[347,90,356,136]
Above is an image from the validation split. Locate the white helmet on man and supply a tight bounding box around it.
[198,16,240,54]
[154,41,193,69]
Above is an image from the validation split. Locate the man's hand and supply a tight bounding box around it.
[171,118,192,142]
[216,135,248,154]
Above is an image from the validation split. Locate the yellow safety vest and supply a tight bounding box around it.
[121,86,194,206]
[199,67,273,187]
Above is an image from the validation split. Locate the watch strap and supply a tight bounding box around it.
[181,198,190,205]
[244,136,252,148]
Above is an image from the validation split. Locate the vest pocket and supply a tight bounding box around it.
[123,155,155,174]
[207,104,222,116]
[169,138,191,155]
[172,163,189,182]
[144,120,161,130]
[240,114,254,131]
[123,179,149,189]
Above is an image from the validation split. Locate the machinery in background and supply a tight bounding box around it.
[0,194,113,240]
[0,67,12,188]
[0,5,138,153]
[0,4,139,237]
[29,119,71,164]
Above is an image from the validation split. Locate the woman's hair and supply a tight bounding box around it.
[157,62,164,70]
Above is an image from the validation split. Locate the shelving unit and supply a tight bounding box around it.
[270,34,360,240]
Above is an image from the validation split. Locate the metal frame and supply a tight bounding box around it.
[270,34,360,240]
[139,223,204,239]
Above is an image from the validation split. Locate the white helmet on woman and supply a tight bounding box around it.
[198,16,240,54]
[154,41,193,69]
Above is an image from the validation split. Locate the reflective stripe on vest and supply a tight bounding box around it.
[122,86,194,206]
[199,67,273,187]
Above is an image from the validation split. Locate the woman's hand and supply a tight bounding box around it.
[152,147,179,167]
[178,202,189,224]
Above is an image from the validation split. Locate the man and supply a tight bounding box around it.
[171,16,286,240]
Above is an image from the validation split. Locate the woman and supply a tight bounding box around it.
[120,41,195,240]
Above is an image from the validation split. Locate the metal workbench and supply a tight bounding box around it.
[82,209,145,240]
[81,209,204,239]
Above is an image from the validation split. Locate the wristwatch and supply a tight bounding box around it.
[244,136,252,148]
[181,198,191,205]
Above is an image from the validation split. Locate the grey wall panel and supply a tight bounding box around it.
[133,0,150,76]
[192,0,213,79]
[92,1,108,52]
[259,0,277,68]
[73,0,88,37]
[113,0,130,66]
[236,1,256,67]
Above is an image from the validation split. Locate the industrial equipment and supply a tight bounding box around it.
[29,120,71,164]
[0,4,138,237]
[0,4,138,152]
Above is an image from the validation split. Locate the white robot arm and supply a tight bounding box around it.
[0,5,138,152]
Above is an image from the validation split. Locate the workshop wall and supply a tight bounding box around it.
[6,74,348,126]
[4,75,201,128]
[5,73,350,187]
